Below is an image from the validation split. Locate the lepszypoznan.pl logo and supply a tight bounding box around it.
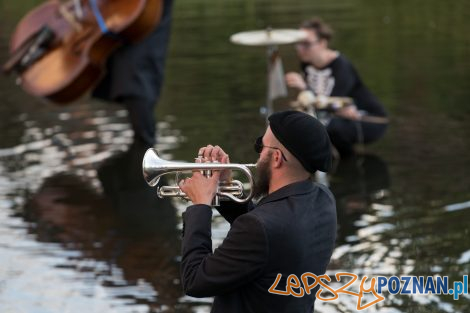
[268,273,468,310]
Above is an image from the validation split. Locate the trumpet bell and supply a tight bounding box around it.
[142,149,172,187]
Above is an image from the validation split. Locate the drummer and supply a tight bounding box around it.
[285,17,388,157]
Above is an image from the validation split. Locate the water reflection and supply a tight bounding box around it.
[0,96,211,311]
[319,154,470,313]
[330,154,391,245]
[22,143,184,311]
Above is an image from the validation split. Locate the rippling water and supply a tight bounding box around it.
[0,0,469,312]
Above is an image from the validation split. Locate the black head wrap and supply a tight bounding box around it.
[268,111,332,173]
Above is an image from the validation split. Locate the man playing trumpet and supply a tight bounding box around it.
[178,111,337,313]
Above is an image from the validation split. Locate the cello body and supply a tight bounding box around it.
[6,0,163,104]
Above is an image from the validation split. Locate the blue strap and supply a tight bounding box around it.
[89,0,109,34]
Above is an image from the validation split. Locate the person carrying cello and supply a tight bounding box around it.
[92,0,174,148]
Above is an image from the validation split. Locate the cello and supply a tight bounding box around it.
[3,0,163,104]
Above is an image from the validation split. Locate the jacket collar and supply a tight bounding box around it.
[256,179,314,206]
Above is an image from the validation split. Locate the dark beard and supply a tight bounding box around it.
[253,154,271,199]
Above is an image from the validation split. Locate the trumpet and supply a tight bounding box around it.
[142,149,256,205]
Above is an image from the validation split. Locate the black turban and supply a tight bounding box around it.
[268,111,332,173]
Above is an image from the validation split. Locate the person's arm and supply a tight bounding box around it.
[329,59,368,119]
[349,75,387,117]
[333,58,387,117]
[285,72,307,91]
[181,205,268,297]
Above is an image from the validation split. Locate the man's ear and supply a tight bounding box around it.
[272,150,283,168]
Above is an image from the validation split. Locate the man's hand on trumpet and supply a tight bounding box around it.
[178,145,232,206]
[178,169,220,206]
[197,145,233,182]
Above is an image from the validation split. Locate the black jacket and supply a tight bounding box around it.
[181,180,337,313]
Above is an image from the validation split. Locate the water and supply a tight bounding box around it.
[0,0,469,312]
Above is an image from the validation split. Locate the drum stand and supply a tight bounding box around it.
[230,28,307,123]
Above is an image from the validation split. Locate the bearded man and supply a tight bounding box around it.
[179,111,337,313]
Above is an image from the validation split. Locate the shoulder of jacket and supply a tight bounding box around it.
[314,183,336,204]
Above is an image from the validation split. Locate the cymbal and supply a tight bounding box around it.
[230,29,308,46]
